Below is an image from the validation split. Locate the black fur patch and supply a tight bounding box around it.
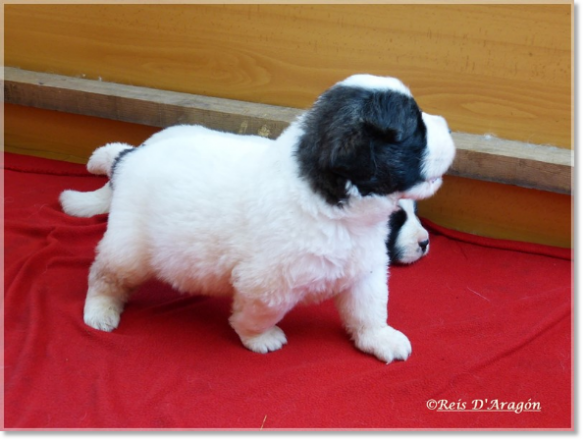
[386,206,408,262]
[110,148,137,187]
[295,85,428,205]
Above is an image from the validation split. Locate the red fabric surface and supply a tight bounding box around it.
[3,152,573,430]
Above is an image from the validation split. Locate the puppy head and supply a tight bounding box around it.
[386,199,430,265]
[295,74,456,205]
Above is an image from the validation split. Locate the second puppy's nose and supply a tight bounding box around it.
[418,239,429,252]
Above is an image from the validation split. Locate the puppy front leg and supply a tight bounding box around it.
[229,293,290,354]
[335,267,412,363]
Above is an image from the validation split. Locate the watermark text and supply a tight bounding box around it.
[426,398,541,414]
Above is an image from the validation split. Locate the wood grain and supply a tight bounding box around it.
[4,3,572,148]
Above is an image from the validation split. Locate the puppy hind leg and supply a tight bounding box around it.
[229,294,290,354]
[83,259,133,332]
[83,240,148,332]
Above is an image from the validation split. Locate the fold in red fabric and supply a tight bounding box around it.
[3,153,572,430]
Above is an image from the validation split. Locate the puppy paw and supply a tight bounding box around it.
[240,326,288,354]
[354,326,412,364]
[83,296,123,332]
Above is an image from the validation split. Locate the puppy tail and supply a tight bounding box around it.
[59,142,133,217]
[87,142,133,177]
[60,183,113,217]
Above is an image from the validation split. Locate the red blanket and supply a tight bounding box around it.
[3,152,572,430]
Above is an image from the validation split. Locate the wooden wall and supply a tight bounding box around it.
[3,3,573,247]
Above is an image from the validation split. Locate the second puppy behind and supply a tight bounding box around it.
[387,200,430,265]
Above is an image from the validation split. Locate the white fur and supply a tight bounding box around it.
[60,183,113,217]
[61,76,455,363]
[338,74,412,96]
[421,112,456,181]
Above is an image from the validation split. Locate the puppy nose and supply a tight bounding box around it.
[418,239,429,252]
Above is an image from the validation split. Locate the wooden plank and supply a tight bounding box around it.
[2,67,303,140]
[449,133,573,195]
[3,67,573,194]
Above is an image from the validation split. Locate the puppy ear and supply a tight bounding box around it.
[296,88,378,205]
[326,128,375,181]
[362,92,420,143]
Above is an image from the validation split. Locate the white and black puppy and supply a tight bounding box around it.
[60,74,455,363]
[387,199,430,265]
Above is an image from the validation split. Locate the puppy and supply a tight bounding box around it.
[387,200,430,265]
[60,74,455,363]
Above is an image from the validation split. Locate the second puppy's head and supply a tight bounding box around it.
[295,74,456,206]
[387,199,429,265]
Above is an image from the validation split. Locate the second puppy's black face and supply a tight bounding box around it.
[295,83,428,206]
[386,199,430,264]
